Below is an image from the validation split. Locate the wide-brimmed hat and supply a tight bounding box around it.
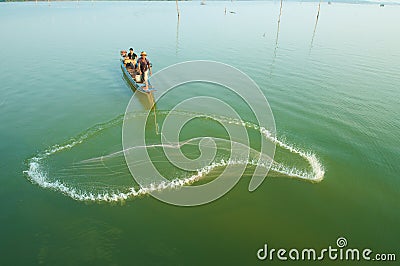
[141,51,147,56]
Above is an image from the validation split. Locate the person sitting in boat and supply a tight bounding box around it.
[121,50,131,67]
[137,51,152,90]
[126,48,137,68]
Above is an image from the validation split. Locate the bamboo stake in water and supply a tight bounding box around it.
[176,0,180,20]
[275,0,283,48]
[310,0,322,53]
[269,0,283,76]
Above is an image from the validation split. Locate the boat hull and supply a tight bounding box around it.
[120,60,155,93]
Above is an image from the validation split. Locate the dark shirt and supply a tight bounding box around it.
[138,57,150,72]
[127,52,137,60]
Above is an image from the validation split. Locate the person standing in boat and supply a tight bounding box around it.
[138,51,152,90]
[127,48,137,68]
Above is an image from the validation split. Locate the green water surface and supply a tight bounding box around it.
[0,1,399,265]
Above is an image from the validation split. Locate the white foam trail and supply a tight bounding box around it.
[23,111,325,202]
[205,114,325,182]
[261,130,325,182]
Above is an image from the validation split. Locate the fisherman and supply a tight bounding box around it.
[127,48,137,68]
[137,51,152,90]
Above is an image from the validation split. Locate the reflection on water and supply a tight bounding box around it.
[176,16,180,56]
[122,71,155,110]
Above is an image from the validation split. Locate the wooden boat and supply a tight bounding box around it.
[120,60,156,93]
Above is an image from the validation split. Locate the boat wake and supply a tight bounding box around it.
[24,111,325,202]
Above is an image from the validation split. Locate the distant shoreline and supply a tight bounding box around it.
[1,0,399,6]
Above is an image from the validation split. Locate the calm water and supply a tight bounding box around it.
[0,1,399,265]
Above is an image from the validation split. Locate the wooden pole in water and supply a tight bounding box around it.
[276,0,283,47]
[269,0,283,76]
[310,0,322,52]
[176,0,180,20]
